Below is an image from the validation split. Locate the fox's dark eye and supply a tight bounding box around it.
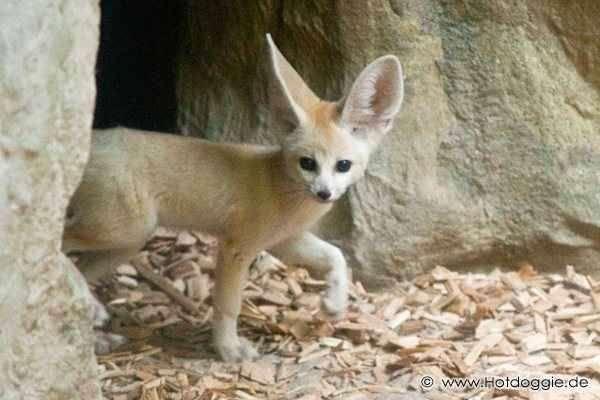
[336,160,352,173]
[299,157,317,171]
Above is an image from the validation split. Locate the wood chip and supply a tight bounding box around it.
[521,332,547,353]
[132,255,200,315]
[464,333,503,366]
[116,275,138,288]
[175,231,197,247]
[387,310,411,330]
[240,361,276,385]
[116,264,138,276]
[298,348,331,363]
[89,230,600,400]
[475,319,509,339]
[568,345,600,359]
[260,290,292,306]
[286,277,303,296]
[387,334,420,349]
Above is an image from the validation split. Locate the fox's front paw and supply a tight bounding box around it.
[321,275,348,319]
[215,337,259,362]
[321,291,347,319]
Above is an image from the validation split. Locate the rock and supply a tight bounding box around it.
[0,1,101,399]
[176,0,600,285]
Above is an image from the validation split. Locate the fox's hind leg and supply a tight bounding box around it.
[66,247,152,354]
[64,255,130,354]
[63,205,158,354]
[63,197,158,281]
[270,232,349,318]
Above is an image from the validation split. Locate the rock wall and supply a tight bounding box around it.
[0,1,101,399]
[177,0,600,285]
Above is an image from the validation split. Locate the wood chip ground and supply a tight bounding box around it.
[89,229,600,399]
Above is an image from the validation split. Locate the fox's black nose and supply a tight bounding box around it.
[316,190,331,201]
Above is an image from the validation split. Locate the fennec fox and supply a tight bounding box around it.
[63,35,404,362]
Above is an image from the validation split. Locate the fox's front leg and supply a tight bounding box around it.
[270,232,349,317]
[212,243,258,362]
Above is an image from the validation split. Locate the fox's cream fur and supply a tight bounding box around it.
[63,35,404,362]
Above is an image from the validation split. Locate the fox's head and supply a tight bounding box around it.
[267,34,404,203]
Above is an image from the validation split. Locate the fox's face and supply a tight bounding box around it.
[267,35,404,203]
[281,102,370,202]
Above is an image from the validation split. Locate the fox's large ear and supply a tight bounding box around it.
[338,55,404,141]
[267,34,320,131]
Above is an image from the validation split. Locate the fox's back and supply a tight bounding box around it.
[87,128,276,178]
[68,128,285,241]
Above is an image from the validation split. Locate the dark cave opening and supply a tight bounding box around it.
[93,0,182,132]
